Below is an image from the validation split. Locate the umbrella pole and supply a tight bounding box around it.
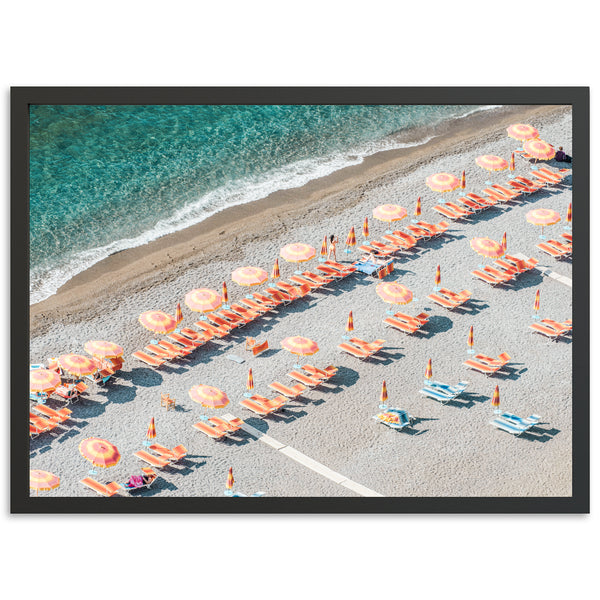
[539,225,545,240]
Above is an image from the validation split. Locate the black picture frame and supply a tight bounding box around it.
[12,87,589,514]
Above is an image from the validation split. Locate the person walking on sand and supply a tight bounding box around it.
[327,234,338,261]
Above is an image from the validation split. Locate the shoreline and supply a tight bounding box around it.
[30,104,568,336]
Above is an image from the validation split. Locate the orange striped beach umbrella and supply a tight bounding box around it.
[509,152,515,171]
[244,368,254,397]
[470,237,505,259]
[30,368,61,394]
[58,354,98,378]
[362,217,369,239]
[533,289,541,320]
[281,336,319,367]
[144,417,157,446]
[526,208,560,239]
[344,226,356,253]
[280,243,316,274]
[84,340,124,360]
[434,264,441,290]
[79,437,121,474]
[523,139,555,161]
[467,325,474,354]
[232,266,269,288]
[189,384,230,409]
[175,302,183,326]
[226,467,234,491]
[412,197,422,223]
[376,281,413,314]
[425,358,433,382]
[139,310,178,334]
[30,469,60,496]
[426,172,461,193]
[492,385,501,414]
[476,155,508,172]
[271,258,280,279]
[373,204,408,232]
[461,170,466,190]
[379,380,388,408]
[184,289,222,319]
[507,123,539,142]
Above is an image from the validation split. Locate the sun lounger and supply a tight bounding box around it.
[474,352,511,366]
[268,381,306,398]
[278,281,312,299]
[358,242,397,257]
[455,196,485,212]
[392,311,429,326]
[240,396,284,416]
[324,260,357,274]
[483,265,514,282]
[463,359,502,375]
[504,254,538,272]
[426,380,469,397]
[208,314,237,330]
[195,320,230,338]
[168,332,204,349]
[514,175,546,190]
[491,184,522,200]
[373,408,413,430]
[439,288,471,303]
[499,412,541,430]
[134,450,172,467]
[132,351,167,368]
[507,179,539,194]
[289,274,321,290]
[301,271,334,286]
[471,269,509,287]
[145,343,175,359]
[419,385,460,404]
[406,223,435,240]
[348,337,385,355]
[427,292,461,310]
[218,309,251,326]
[158,340,192,357]
[433,204,469,221]
[561,232,572,243]
[192,420,229,439]
[238,298,271,314]
[546,239,572,254]
[208,417,243,433]
[302,364,337,380]
[179,327,208,342]
[466,193,497,207]
[529,322,569,340]
[287,370,323,388]
[30,423,46,437]
[245,337,269,356]
[536,241,570,259]
[80,478,122,497]
[489,417,529,436]
[30,413,60,433]
[315,265,346,279]
[250,394,287,409]
[265,287,294,304]
[54,381,88,401]
[338,341,373,358]
[149,443,188,461]
[387,231,419,249]
[383,317,420,334]
[483,188,512,203]
[530,171,564,186]
[541,318,572,333]
[538,166,571,181]
[415,220,450,237]
[32,404,72,422]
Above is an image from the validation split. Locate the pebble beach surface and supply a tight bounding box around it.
[29,105,573,499]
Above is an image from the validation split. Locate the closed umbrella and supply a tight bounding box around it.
[225,467,235,496]
[362,217,369,239]
[221,282,230,309]
[271,258,280,280]
[425,358,433,384]
[461,170,466,190]
[344,226,356,253]
[434,265,441,291]
[492,385,501,414]
[501,232,507,252]
[343,310,354,340]
[467,325,474,354]
[244,368,254,398]
[533,289,541,320]
[564,203,572,231]
[319,235,328,262]
[144,417,156,446]
[411,197,422,223]
[509,152,515,172]
[175,302,184,326]
[379,380,388,409]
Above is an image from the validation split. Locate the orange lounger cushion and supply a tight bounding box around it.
[80,478,121,497]
[463,359,502,375]
[529,322,567,340]
[302,365,337,379]
[268,381,306,398]
[134,450,172,467]
[192,421,228,439]
[287,370,323,387]
[240,398,280,415]
[132,351,166,368]
[338,342,372,358]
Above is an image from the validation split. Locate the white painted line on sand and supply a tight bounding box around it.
[511,253,572,288]
[223,413,384,497]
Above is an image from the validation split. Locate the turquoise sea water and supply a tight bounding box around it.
[29,104,500,303]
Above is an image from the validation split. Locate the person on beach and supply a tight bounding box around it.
[555,146,572,163]
[327,235,338,261]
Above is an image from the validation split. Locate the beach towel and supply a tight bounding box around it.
[128,475,144,488]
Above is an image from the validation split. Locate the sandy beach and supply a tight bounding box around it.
[29,104,573,498]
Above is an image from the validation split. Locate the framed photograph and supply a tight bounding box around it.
[12,87,589,513]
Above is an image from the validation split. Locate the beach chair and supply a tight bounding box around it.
[268,381,306,399]
[538,166,571,181]
[209,416,244,433]
[536,242,570,259]
[287,370,323,388]
[369,240,400,255]
[373,408,413,430]
[471,269,508,287]
[383,317,420,335]
[541,318,572,334]
[289,274,321,290]
[168,332,204,349]
[301,271,334,286]
[158,340,192,357]
[121,468,158,492]
[195,320,230,338]
[145,343,176,359]
[278,281,312,299]
[419,385,458,404]
[348,337,385,355]
[530,170,564,186]
[489,418,529,436]
[160,393,176,411]
[420,380,469,402]
[32,404,72,423]
[324,260,357,274]
[208,314,237,330]
[149,443,188,461]
[265,287,294,305]
[240,395,284,416]
[245,337,269,356]
[315,265,346,279]
[439,288,471,304]
[132,350,167,368]
[178,327,208,342]
[416,220,450,237]
[529,322,568,340]
[507,179,539,194]
[134,450,172,467]
[192,420,229,439]
[239,298,272,314]
[406,223,435,240]
[483,188,512,203]
[463,359,502,376]
[426,292,461,310]
[338,341,373,359]
[491,184,522,200]
[358,243,396,257]
[219,309,252,326]
[79,478,122,497]
[514,175,546,190]
[250,292,278,308]
[498,412,541,430]
[465,193,497,207]
[302,364,337,380]
[393,311,429,326]
[561,232,573,243]
[30,423,46,437]
[54,381,88,402]
[504,254,538,272]
[387,231,419,250]
[433,204,465,221]
[474,352,511,367]
[483,265,514,282]
[547,238,572,254]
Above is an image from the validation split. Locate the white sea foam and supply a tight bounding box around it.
[30,105,504,304]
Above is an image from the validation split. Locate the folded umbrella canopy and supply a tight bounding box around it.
[145,417,156,446]
[492,385,501,414]
[426,172,461,193]
[412,197,421,223]
[425,359,433,383]
[271,258,280,279]
[362,217,369,239]
[467,325,474,354]
[30,469,60,496]
[175,302,184,326]
[344,226,356,253]
[139,310,178,334]
[379,380,388,409]
[523,139,555,162]
[506,123,539,142]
